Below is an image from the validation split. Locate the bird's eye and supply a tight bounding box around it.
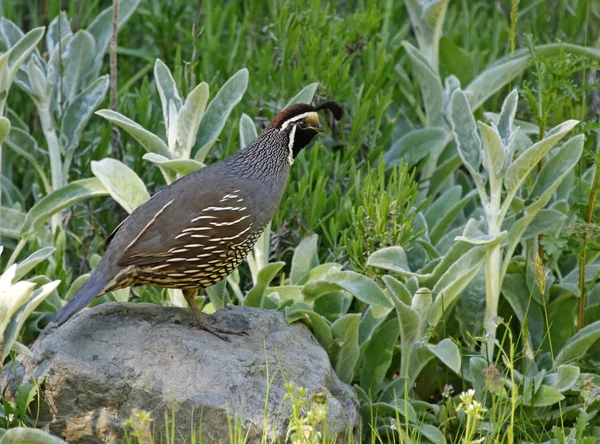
[298,120,308,129]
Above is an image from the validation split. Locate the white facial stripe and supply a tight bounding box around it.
[280,111,318,131]
[288,124,297,165]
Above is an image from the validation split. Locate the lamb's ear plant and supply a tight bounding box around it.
[4,0,140,230]
[449,88,583,360]
[392,0,600,202]
[1,3,142,266]
[96,59,248,185]
[0,23,44,247]
[0,246,59,363]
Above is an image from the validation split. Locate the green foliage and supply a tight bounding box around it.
[343,161,419,275]
[3,0,600,442]
[0,247,58,361]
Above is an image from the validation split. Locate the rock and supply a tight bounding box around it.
[1,303,358,443]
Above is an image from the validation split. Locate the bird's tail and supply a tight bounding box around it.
[53,261,112,325]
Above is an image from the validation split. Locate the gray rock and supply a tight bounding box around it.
[1,303,358,443]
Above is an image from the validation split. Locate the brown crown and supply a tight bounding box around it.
[268,101,344,129]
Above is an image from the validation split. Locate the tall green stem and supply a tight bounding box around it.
[483,175,502,361]
[484,242,502,362]
[38,106,63,232]
[578,160,600,330]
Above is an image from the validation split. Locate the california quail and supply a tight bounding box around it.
[53,101,343,340]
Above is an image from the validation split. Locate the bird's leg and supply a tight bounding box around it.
[182,288,247,341]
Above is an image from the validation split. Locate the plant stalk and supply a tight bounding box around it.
[6,237,27,267]
[483,177,502,361]
[578,160,600,330]
[484,243,502,362]
[37,106,63,232]
[110,0,124,160]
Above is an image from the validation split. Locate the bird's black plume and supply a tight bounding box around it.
[316,101,344,121]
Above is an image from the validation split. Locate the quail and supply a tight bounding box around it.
[53,101,343,340]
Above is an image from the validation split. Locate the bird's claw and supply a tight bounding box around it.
[196,317,248,341]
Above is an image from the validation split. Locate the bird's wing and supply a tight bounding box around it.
[110,175,262,268]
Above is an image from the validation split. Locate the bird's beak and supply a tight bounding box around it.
[314,124,325,133]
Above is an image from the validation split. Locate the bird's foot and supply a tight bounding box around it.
[195,316,248,342]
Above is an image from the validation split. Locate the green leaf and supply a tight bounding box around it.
[556,365,580,392]
[429,189,477,245]
[450,89,481,174]
[16,383,37,422]
[0,116,10,144]
[21,178,109,236]
[242,262,284,307]
[502,273,544,350]
[497,88,518,143]
[143,153,204,176]
[421,424,446,444]
[368,247,431,282]
[467,43,600,111]
[61,75,109,149]
[0,206,25,239]
[85,0,142,81]
[386,278,420,346]
[313,290,351,321]
[304,271,393,308]
[154,59,183,140]
[504,120,578,198]
[10,341,31,357]
[4,127,46,174]
[46,12,72,54]
[402,41,444,127]
[521,209,566,240]
[465,57,529,112]
[14,247,55,282]
[6,27,45,82]
[0,17,25,47]
[384,128,448,169]
[0,280,34,339]
[3,280,60,358]
[307,263,342,282]
[96,109,171,158]
[0,427,67,443]
[378,377,408,403]
[454,218,507,247]
[285,82,319,108]
[290,234,319,285]
[469,357,488,401]
[358,304,394,345]
[407,339,460,384]
[429,245,486,325]
[60,30,96,104]
[364,401,417,424]
[91,158,150,213]
[478,121,505,178]
[556,320,600,365]
[426,186,461,227]
[522,384,564,407]
[248,223,271,283]
[439,36,473,85]
[176,82,209,159]
[26,57,48,106]
[502,135,584,281]
[284,303,333,349]
[429,153,462,197]
[239,113,257,149]
[204,280,230,310]
[331,313,361,383]
[429,338,461,374]
[194,68,249,161]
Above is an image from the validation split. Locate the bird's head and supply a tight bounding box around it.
[268,101,343,161]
